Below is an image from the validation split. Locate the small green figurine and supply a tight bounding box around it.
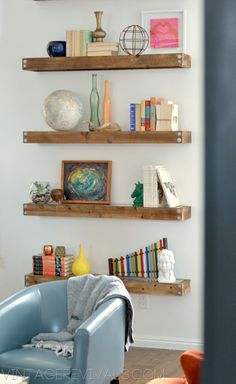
[131,182,143,207]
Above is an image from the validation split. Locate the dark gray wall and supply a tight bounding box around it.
[204,0,236,382]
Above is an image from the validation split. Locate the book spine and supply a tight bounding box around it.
[123,256,127,277]
[66,30,72,57]
[155,104,161,130]
[87,43,119,51]
[74,30,80,57]
[126,254,130,277]
[151,243,156,277]
[129,253,133,277]
[134,251,139,277]
[71,30,75,57]
[131,252,136,277]
[120,256,125,276]
[145,100,151,131]
[160,239,163,250]
[143,247,147,278]
[137,250,141,277]
[140,248,144,278]
[108,258,114,275]
[135,103,141,131]
[163,237,168,249]
[154,242,158,278]
[145,246,150,278]
[117,257,122,276]
[148,245,153,278]
[130,103,136,131]
[112,259,116,276]
[140,100,146,131]
[80,30,93,56]
[115,258,119,276]
[150,97,157,131]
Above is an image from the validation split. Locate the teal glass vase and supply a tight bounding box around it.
[90,73,100,128]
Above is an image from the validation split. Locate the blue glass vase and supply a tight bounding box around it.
[89,73,100,128]
[47,41,66,57]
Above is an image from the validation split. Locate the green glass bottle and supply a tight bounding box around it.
[90,73,100,128]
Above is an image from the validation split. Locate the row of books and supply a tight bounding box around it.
[130,98,178,132]
[108,238,168,279]
[143,165,180,208]
[66,30,93,57]
[32,254,74,277]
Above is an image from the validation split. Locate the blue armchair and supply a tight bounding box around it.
[0,280,126,384]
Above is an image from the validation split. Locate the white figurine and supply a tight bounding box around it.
[157,249,176,283]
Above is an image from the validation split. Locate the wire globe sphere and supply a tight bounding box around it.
[119,25,149,56]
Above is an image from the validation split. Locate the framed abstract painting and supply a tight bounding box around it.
[141,10,187,54]
[61,160,112,204]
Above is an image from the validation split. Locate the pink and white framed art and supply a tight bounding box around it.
[141,10,187,54]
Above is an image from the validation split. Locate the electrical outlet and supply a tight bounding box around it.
[138,294,148,309]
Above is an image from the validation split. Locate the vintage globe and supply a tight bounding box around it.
[42,90,84,131]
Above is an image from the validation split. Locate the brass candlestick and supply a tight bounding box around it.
[93,11,106,42]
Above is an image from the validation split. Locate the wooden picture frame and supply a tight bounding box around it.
[141,9,187,54]
[61,160,112,204]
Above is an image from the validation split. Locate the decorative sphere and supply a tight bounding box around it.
[42,90,84,131]
[119,25,149,56]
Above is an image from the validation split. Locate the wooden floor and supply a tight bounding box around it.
[120,348,183,384]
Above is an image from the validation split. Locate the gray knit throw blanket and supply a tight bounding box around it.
[23,274,134,357]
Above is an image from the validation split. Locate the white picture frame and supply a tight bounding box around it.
[141,10,187,54]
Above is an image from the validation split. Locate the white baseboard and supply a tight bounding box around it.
[134,336,203,351]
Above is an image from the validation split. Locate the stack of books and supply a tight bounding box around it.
[130,97,178,132]
[32,254,74,277]
[143,165,180,208]
[87,42,119,56]
[108,238,168,279]
[66,30,93,57]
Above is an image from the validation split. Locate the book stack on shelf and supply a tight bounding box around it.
[108,238,168,279]
[87,42,119,56]
[143,165,180,208]
[130,97,178,132]
[66,30,93,57]
[32,254,74,277]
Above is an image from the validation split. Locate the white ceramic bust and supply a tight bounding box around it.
[157,249,176,283]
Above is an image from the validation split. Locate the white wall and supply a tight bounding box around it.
[0,0,204,350]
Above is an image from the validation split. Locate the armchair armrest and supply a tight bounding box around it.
[72,298,126,384]
[0,287,42,353]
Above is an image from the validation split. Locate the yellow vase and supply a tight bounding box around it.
[72,244,91,276]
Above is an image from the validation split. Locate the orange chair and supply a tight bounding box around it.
[146,350,204,384]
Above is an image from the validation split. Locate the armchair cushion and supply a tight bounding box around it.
[0,348,71,379]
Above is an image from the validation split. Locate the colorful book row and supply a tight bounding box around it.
[108,238,168,279]
[130,97,178,132]
[32,254,74,277]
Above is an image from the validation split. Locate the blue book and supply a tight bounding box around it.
[145,246,150,278]
[126,254,130,276]
[130,103,136,131]
[129,252,133,276]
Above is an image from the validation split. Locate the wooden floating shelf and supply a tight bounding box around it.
[22,53,191,72]
[120,277,191,296]
[23,131,192,144]
[25,274,69,287]
[24,274,191,296]
[23,203,191,221]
